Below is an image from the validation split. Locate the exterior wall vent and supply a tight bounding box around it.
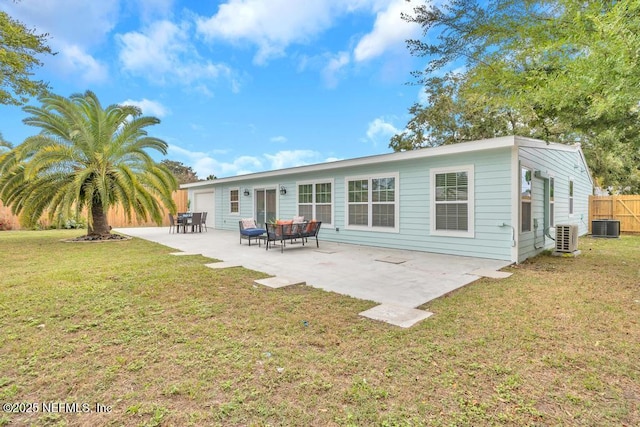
[555,224,579,252]
[591,220,620,238]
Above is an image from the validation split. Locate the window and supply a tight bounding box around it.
[229,189,239,214]
[346,174,398,231]
[569,178,574,215]
[549,177,555,226]
[521,167,532,232]
[430,166,474,237]
[297,181,333,225]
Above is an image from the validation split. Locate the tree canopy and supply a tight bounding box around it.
[0,91,177,235]
[395,0,640,192]
[0,10,53,105]
[160,159,199,184]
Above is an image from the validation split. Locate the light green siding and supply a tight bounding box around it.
[185,137,592,264]
[517,146,593,262]
[196,146,515,261]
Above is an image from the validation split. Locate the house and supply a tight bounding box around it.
[182,136,593,263]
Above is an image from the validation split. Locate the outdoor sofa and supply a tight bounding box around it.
[266,220,322,252]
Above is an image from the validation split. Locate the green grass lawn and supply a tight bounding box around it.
[0,230,638,426]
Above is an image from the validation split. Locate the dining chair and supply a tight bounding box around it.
[201,212,208,232]
[168,214,177,233]
[190,212,203,233]
[176,213,187,233]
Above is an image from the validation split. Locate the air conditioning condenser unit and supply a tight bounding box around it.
[591,219,620,238]
[555,224,579,253]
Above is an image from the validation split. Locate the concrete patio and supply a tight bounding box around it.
[115,227,512,327]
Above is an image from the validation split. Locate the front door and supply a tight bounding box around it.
[255,188,277,227]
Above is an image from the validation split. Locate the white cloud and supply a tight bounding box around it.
[322,51,351,88]
[121,98,169,117]
[353,0,421,62]
[366,117,400,146]
[168,144,264,178]
[169,144,339,177]
[1,0,116,84]
[117,20,236,89]
[196,0,336,64]
[134,0,175,21]
[417,87,429,105]
[195,0,392,65]
[264,150,324,170]
[58,45,109,83]
[270,136,288,143]
[2,0,118,47]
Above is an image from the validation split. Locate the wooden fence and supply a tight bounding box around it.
[0,190,188,230]
[589,195,640,233]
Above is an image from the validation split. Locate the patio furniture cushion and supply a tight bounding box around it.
[293,216,305,223]
[239,219,266,247]
[241,218,257,229]
[305,220,317,234]
[242,228,264,237]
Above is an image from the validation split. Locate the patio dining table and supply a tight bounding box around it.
[177,212,203,233]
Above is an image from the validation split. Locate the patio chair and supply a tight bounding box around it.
[176,213,189,233]
[190,212,203,232]
[239,218,266,246]
[200,212,208,232]
[168,214,177,233]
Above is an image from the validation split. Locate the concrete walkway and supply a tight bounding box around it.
[116,227,512,327]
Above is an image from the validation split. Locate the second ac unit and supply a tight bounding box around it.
[555,224,579,252]
[592,219,620,238]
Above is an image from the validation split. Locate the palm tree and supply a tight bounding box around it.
[0,91,177,236]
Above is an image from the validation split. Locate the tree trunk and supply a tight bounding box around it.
[88,202,110,236]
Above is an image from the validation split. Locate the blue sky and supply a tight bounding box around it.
[1,0,428,178]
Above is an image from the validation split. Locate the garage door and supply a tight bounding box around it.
[193,191,215,228]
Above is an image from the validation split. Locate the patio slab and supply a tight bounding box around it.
[469,268,513,279]
[359,304,434,328]
[205,262,242,269]
[254,277,306,288]
[116,227,512,311]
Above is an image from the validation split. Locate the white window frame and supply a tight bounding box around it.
[345,172,399,233]
[296,179,334,227]
[549,176,555,227]
[520,166,532,233]
[430,165,475,238]
[229,188,239,215]
[569,177,574,216]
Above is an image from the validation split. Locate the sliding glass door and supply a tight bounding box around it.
[255,188,276,227]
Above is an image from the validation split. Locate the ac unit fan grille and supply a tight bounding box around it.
[555,224,579,252]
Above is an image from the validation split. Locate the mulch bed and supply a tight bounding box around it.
[61,233,131,242]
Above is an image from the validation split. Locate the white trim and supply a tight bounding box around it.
[510,146,520,262]
[568,176,575,216]
[295,178,335,227]
[229,187,240,215]
[181,136,595,190]
[253,186,278,225]
[549,175,555,227]
[520,165,533,234]
[430,165,475,238]
[344,172,400,233]
[181,136,517,189]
